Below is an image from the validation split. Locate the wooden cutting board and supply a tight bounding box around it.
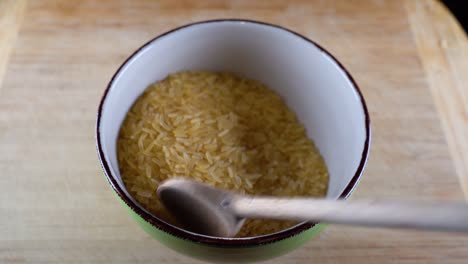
[1,0,467,263]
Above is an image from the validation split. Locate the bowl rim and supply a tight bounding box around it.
[95,19,371,247]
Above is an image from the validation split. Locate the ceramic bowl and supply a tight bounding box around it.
[96,19,371,263]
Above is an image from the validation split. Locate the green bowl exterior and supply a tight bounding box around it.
[119,198,327,263]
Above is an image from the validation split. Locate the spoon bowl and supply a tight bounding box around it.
[157,178,245,237]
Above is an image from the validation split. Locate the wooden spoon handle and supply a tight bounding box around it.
[230,197,468,232]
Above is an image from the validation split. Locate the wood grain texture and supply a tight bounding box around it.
[0,0,27,89]
[0,0,467,263]
[405,0,468,197]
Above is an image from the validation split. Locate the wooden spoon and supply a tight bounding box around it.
[157,178,468,237]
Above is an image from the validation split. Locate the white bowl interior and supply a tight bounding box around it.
[99,21,367,204]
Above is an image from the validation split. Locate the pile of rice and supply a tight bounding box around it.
[117,71,329,237]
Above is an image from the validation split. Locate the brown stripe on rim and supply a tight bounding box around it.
[95,19,371,247]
